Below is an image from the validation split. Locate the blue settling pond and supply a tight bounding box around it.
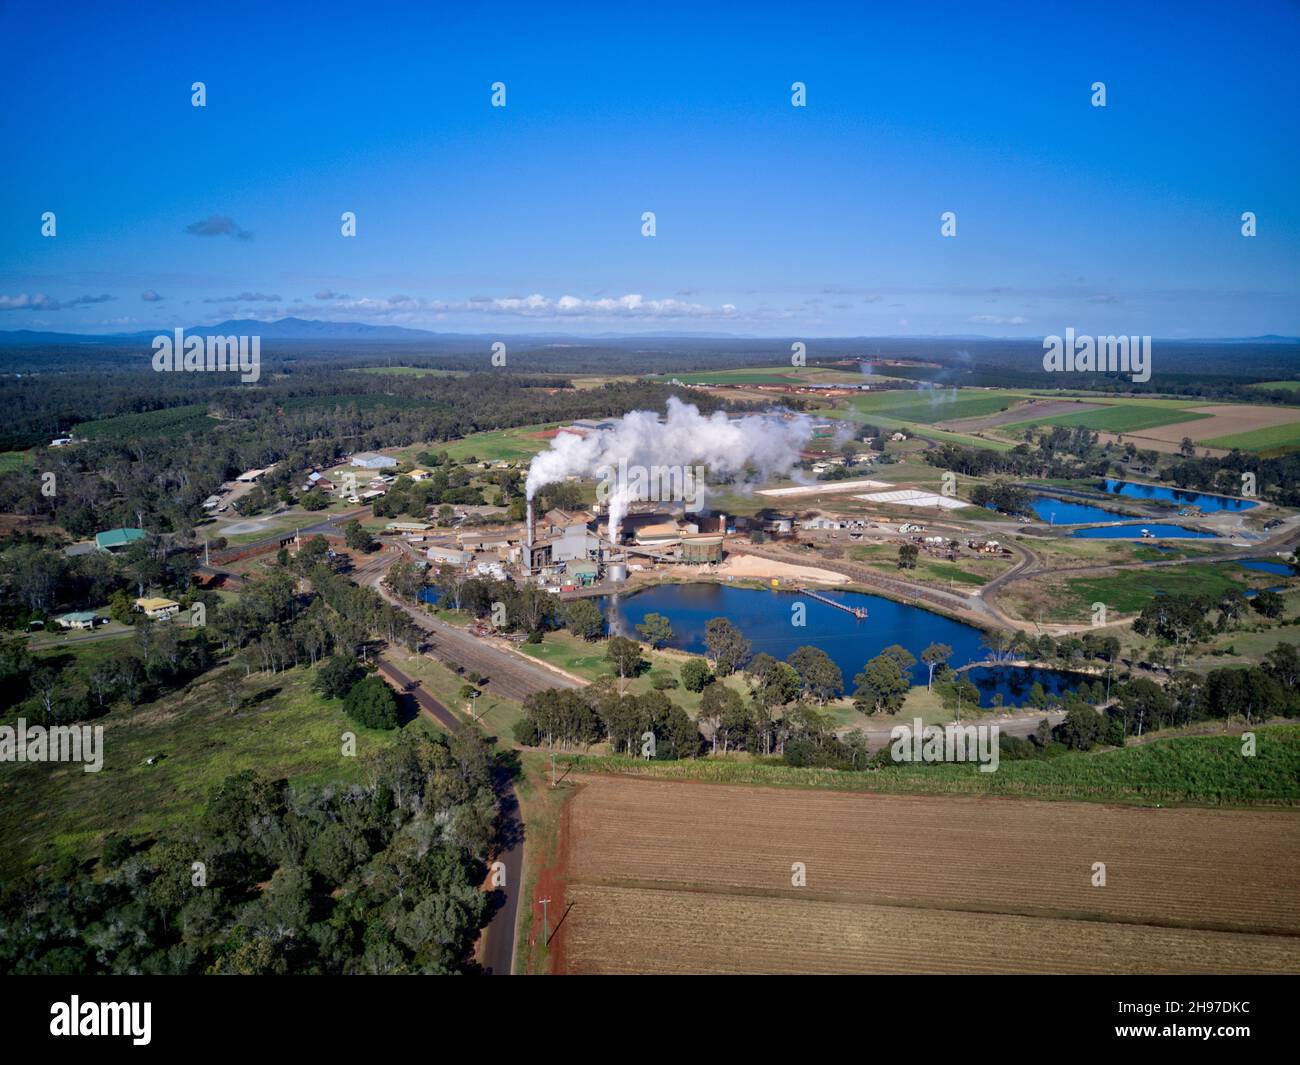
[1102,478,1256,512]
[1235,559,1293,577]
[596,583,1089,708]
[1028,495,1130,524]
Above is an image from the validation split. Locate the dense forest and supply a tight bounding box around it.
[0,728,502,974]
[0,370,728,534]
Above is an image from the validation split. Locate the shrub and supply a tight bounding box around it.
[342,676,399,730]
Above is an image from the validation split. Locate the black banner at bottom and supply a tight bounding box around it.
[1,974,1294,1051]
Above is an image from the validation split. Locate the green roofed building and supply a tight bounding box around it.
[56,611,101,630]
[95,527,146,551]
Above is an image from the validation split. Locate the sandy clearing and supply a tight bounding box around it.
[217,517,277,535]
[757,479,890,498]
[716,553,847,585]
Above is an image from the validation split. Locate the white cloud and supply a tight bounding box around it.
[968,314,1028,325]
[306,292,737,320]
[0,292,114,311]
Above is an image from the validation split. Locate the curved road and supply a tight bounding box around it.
[368,589,526,975]
[354,546,584,701]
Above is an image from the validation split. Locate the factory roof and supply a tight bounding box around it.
[95,527,146,550]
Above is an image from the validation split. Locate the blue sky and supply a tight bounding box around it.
[1,0,1297,337]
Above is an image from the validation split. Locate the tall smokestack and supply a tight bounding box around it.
[526,498,535,548]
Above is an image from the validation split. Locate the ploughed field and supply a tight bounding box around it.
[554,777,1300,974]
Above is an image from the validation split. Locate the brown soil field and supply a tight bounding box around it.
[553,776,1300,974]
[1095,432,1227,457]
[1099,404,1300,455]
[563,885,1300,974]
[942,398,1104,432]
[1152,404,1300,443]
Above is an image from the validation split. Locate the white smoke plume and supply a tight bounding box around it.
[525,396,813,542]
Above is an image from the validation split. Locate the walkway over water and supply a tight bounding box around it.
[798,588,868,619]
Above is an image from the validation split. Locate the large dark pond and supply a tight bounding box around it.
[598,583,1091,708]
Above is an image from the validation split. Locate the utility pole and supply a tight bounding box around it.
[550,751,557,787]
[537,896,551,946]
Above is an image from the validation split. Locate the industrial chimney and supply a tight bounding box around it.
[526,498,535,548]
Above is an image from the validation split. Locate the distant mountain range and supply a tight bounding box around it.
[0,317,438,345]
[0,318,1297,346]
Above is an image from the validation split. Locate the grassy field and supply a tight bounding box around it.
[352,366,464,377]
[1246,380,1300,393]
[1061,563,1271,616]
[994,561,1271,623]
[559,724,1300,807]
[1001,404,1210,434]
[514,751,571,974]
[846,542,999,586]
[1177,626,1300,672]
[0,664,413,876]
[815,406,1017,452]
[660,366,888,386]
[385,643,524,744]
[403,423,563,464]
[210,509,324,546]
[1203,422,1300,454]
[842,388,1026,426]
[0,450,35,476]
[517,627,750,716]
[569,374,640,389]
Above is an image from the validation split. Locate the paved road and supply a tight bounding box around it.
[374,652,523,976]
[355,546,583,701]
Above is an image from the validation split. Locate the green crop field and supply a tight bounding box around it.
[1204,422,1300,455]
[1246,380,1300,392]
[816,408,1016,452]
[561,724,1300,807]
[1061,563,1262,616]
[1002,405,1210,433]
[844,389,1026,425]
